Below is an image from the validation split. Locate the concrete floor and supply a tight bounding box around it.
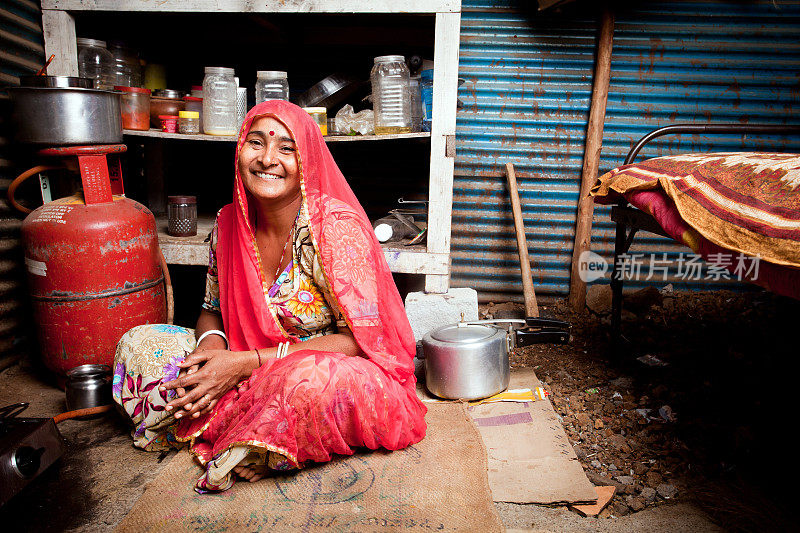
[0,362,722,532]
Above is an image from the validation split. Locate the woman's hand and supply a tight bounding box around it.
[160,349,251,419]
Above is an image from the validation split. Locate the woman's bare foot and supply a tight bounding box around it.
[233,465,266,483]
[233,465,265,482]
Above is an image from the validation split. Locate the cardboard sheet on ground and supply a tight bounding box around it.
[115,403,502,533]
[419,368,597,504]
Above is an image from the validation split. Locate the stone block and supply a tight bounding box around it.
[405,287,478,342]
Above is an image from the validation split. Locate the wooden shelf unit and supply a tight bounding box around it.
[41,0,461,293]
[124,129,431,143]
[157,216,448,276]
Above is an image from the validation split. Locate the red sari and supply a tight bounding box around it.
[176,101,426,469]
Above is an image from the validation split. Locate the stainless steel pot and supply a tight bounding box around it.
[8,85,123,144]
[421,318,570,400]
[65,364,112,412]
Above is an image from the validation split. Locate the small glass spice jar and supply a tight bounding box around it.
[302,107,327,135]
[178,110,200,134]
[167,195,197,237]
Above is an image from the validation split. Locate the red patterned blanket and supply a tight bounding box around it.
[591,152,800,298]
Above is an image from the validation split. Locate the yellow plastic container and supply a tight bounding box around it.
[302,107,327,136]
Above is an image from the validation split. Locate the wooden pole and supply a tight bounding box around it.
[505,163,539,318]
[568,7,615,312]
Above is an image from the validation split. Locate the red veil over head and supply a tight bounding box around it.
[215,100,417,382]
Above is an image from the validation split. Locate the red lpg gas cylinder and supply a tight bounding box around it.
[20,146,166,378]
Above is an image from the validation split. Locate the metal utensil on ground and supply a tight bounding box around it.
[65,364,112,413]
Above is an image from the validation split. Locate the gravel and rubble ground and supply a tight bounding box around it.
[482,287,799,532]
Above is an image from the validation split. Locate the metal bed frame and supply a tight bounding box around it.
[609,124,800,344]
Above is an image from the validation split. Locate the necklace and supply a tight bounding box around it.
[269,210,300,281]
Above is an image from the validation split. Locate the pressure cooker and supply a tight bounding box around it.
[421,317,570,401]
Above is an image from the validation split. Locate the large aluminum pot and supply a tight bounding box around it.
[9,84,122,144]
[421,318,571,400]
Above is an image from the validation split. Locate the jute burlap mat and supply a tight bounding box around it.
[115,403,502,532]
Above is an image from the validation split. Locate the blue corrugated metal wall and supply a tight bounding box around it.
[452,0,800,301]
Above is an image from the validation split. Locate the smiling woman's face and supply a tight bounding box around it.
[238,116,301,205]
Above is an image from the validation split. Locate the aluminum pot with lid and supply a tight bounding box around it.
[421,318,570,401]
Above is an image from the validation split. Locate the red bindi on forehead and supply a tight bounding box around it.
[269,130,275,136]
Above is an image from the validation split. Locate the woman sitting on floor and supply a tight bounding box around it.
[113,100,427,493]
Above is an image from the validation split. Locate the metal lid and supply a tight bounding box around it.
[152,89,183,99]
[430,323,496,343]
[114,85,150,94]
[77,37,107,48]
[204,66,235,76]
[374,55,405,63]
[257,70,287,79]
[294,73,359,108]
[168,195,197,204]
[178,110,199,119]
[20,75,94,88]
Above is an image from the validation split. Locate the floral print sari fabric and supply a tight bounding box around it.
[112,324,193,451]
[204,202,347,340]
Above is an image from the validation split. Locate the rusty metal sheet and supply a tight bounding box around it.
[452,0,800,301]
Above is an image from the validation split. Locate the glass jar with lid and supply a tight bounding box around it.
[77,38,115,90]
[370,55,412,135]
[167,196,197,237]
[179,111,200,134]
[302,107,327,135]
[202,66,238,135]
[255,71,289,103]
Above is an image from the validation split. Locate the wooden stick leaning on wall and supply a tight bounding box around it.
[568,6,615,312]
[505,163,539,318]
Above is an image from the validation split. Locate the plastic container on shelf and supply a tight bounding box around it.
[77,38,115,90]
[409,76,422,132]
[370,55,412,135]
[202,66,238,135]
[184,96,204,132]
[115,86,150,130]
[167,196,197,237]
[303,107,327,135]
[178,110,200,134]
[420,69,433,132]
[255,70,289,103]
[159,115,179,133]
[108,41,142,88]
[190,85,203,98]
